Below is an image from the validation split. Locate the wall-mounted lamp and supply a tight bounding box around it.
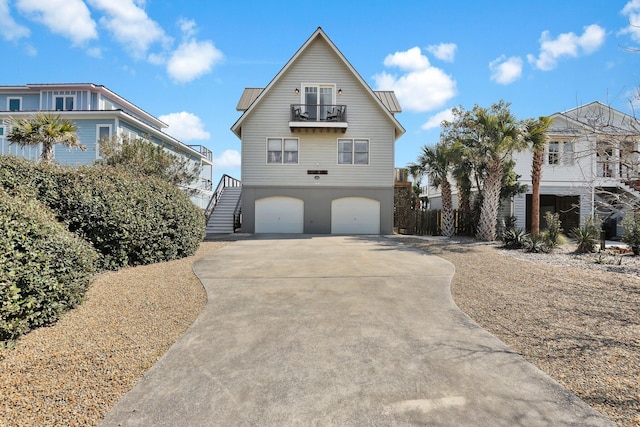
[338,88,343,95]
[294,88,300,95]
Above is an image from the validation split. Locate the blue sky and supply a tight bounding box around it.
[2,0,640,185]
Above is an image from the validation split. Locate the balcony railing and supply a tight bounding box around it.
[290,104,347,123]
[188,144,213,162]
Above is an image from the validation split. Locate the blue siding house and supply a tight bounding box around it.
[0,83,213,208]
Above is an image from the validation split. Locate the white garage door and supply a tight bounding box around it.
[331,197,380,234]
[255,196,304,233]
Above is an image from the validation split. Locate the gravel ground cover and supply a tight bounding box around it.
[2,237,639,426]
[399,237,640,427]
[0,241,227,427]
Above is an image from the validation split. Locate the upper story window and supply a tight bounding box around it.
[55,96,74,111]
[267,137,298,164]
[8,97,21,111]
[338,138,369,165]
[548,141,559,165]
[562,141,574,165]
[548,141,574,166]
[302,84,334,121]
[96,124,112,159]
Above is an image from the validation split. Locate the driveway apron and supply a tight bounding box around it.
[100,235,613,426]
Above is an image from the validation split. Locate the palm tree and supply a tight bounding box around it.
[474,101,524,241]
[8,113,83,162]
[410,142,455,237]
[524,116,553,236]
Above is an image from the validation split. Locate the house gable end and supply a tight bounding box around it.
[231,27,404,138]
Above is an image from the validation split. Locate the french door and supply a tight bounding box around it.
[303,85,334,121]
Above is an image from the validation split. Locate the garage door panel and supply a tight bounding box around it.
[331,197,380,234]
[255,197,304,233]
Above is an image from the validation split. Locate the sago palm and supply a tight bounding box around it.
[8,113,83,162]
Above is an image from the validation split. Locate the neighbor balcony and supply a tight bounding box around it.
[289,104,348,132]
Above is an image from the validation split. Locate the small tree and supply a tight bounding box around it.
[524,116,553,236]
[622,213,640,255]
[409,142,455,237]
[8,113,84,162]
[97,136,201,195]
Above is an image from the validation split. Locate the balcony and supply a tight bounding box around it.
[289,104,348,133]
[188,144,213,162]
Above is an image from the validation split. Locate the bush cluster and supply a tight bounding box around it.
[1,155,205,341]
[0,188,97,341]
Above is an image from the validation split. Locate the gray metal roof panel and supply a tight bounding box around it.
[236,88,264,111]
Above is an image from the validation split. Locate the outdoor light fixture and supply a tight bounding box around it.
[294,88,300,94]
[338,88,343,95]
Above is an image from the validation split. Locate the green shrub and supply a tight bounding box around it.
[0,155,205,271]
[51,166,205,270]
[570,217,599,254]
[501,227,529,249]
[524,234,549,253]
[0,188,98,342]
[622,212,640,256]
[542,211,563,249]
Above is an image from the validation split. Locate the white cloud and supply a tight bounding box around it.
[489,55,523,85]
[87,0,168,58]
[167,38,223,83]
[421,108,454,131]
[158,111,210,141]
[383,46,431,71]
[16,0,97,45]
[374,47,456,112]
[426,43,457,62]
[214,149,241,169]
[620,0,640,43]
[0,0,30,41]
[527,24,606,71]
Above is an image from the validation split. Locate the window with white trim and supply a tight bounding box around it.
[302,84,334,121]
[548,141,574,166]
[338,138,369,165]
[562,141,574,165]
[8,97,21,111]
[548,141,559,165]
[267,138,298,164]
[96,124,112,158]
[55,95,74,111]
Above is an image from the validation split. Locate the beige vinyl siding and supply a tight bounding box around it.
[241,37,395,188]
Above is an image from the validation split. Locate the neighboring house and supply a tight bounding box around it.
[231,27,405,234]
[0,83,213,208]
[426,101,640,238]
[512,101,640,238]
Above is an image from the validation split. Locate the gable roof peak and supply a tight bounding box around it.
[231,27,405,138]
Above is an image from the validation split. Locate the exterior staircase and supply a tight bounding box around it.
[205,175,242,234]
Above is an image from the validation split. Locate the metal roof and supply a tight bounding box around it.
[236,88,264,111]
[374,91,402,113]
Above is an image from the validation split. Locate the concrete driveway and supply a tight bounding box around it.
[100,235,612,426]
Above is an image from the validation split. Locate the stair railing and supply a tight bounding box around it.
[204,174,241,222]
[233,195,242,231]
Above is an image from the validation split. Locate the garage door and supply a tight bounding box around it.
[331,197,380,234]
[255,196,304,233]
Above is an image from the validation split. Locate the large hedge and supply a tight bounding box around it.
[0,188,98,341]
[0,155,205,270]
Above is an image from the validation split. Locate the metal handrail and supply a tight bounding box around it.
[204,174,241,222]
[290,104,347,122]
[233,195,242,231]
